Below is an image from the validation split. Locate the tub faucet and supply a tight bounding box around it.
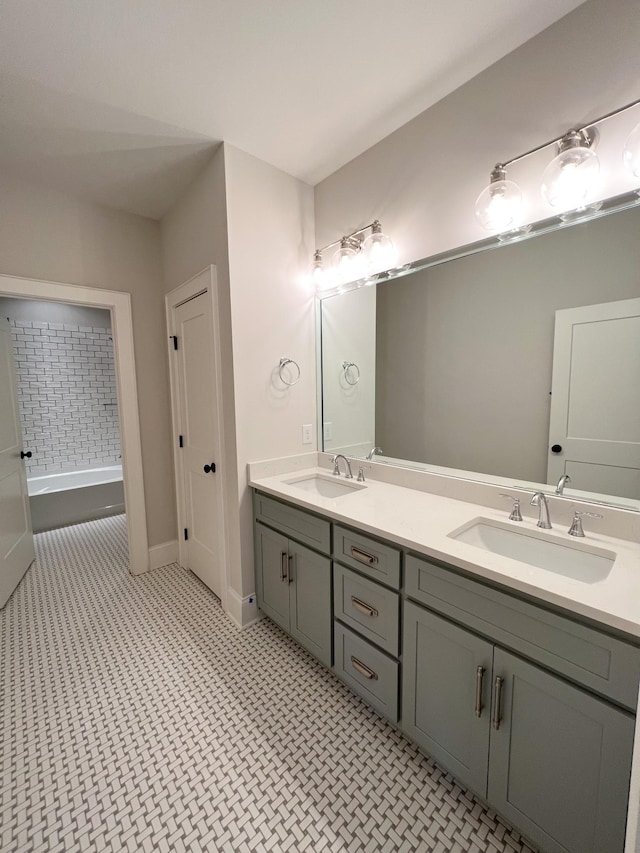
[530,492,552,529]
[366,446,383,461]
[332,454,353,479]
[555,474,571,495]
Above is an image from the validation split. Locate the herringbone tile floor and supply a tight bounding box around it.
[0,515,538,852]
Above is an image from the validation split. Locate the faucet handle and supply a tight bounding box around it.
[568,510,603,537]
[331,455,340,476]
[500,494,523,522]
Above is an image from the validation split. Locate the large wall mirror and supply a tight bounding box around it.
[319,193,640,511]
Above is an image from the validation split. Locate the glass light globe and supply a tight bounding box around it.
[332,239,363,284]
[541,139,599,210]
[474,179,523,231]
[623,122,640,178]
[362,228,397,274]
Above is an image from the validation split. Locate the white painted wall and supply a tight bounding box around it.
[314,0,640,265]
[0,297,111,329]
[224,144,315,598]
[0,174,173,548]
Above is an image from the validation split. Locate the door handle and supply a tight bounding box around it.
[475,666,485,718]
[20,450,32,459]
[203,462,216,473]
[492,676,504,730]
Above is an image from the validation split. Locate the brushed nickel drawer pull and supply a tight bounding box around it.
[492,676,504,730]
[350,656,378,680]
[287,554,294,584]
[280,551,288,582]
[350,546,378,566]
[351,596,378,618]
[475,665,485,718]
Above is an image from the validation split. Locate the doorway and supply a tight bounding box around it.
[0,274,148,581]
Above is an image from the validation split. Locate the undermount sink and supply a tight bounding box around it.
[284,473,366,498]
[448,518,616,583]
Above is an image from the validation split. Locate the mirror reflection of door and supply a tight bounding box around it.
[547,298,640,500]
[0,316,35,607]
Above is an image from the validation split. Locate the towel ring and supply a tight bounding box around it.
[278,357,301,386]
[342,361,360,386]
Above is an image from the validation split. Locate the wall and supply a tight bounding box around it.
[0,174,172,547]
[375,205,640,484]
[160,145,244,612]
[4,306,120,476]
[314,0,640,265]
[0,297,111,328]
[224,144,315,601]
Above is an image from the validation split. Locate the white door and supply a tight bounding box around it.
[547,298,640,500]
[172,291,223,598]
[0,317,35,607]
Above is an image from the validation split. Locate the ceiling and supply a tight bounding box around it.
[0,0,587,219]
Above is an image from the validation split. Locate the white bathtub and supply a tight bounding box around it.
[28,465,125,532]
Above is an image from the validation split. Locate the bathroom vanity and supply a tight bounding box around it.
[250,461,640,853]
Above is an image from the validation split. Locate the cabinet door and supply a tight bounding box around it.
[289,541,332,668]
[489,648,635,853]
[255,522,290,631]
[403,601,493,796]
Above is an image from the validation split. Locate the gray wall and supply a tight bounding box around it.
[0,297,111,329]
[0,174,172,547]
[375,206,640,483]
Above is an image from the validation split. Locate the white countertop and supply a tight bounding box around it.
[249,465,640,639]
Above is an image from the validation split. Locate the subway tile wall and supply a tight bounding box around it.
[9,319,121,476]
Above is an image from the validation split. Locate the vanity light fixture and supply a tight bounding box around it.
[312,220,396,289]
[541,128,599,210]
[623,121,640,178]
[474,163,523,231]
[476,97,640,230]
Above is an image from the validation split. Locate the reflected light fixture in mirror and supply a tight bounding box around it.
[474,163,523,231]
[541,128,599,210]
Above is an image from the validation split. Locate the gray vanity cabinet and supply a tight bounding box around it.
[403,601,494,795]
[254,520,332,668]
[489,648,634,853]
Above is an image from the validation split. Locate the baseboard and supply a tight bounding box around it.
[148,540,179,570]
[225,588,261,628]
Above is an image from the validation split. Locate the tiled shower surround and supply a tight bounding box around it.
[9,319,121,476]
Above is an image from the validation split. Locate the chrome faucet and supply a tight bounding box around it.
[332,454,353,479]
[555,474,571,495]
[530,492,552,529]
[366,446,383,461]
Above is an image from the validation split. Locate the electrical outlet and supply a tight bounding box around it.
[323,422,333,441]
[302,423,313,444]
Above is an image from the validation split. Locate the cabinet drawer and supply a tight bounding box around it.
[333,524,401,589]
[406,554,640,710]
[254,492,330,554]
[334,564,400,656]
[334,623,399,721]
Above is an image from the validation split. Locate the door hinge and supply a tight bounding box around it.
[178,435,183,448]
[171,335,178,350]
[184,528,188,541]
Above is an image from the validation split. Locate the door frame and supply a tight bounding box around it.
[0,273,149,575]
[165,266,229,611]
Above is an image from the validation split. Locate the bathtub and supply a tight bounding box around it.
[28,465,125,532]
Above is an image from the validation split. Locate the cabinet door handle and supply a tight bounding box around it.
[350,546,378,566]
[280,551,288,582]
[475,665,485,718]
[287,554,294,584]
[492,676,504,730]
[350,596,378,618]
[350,656,378,680]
